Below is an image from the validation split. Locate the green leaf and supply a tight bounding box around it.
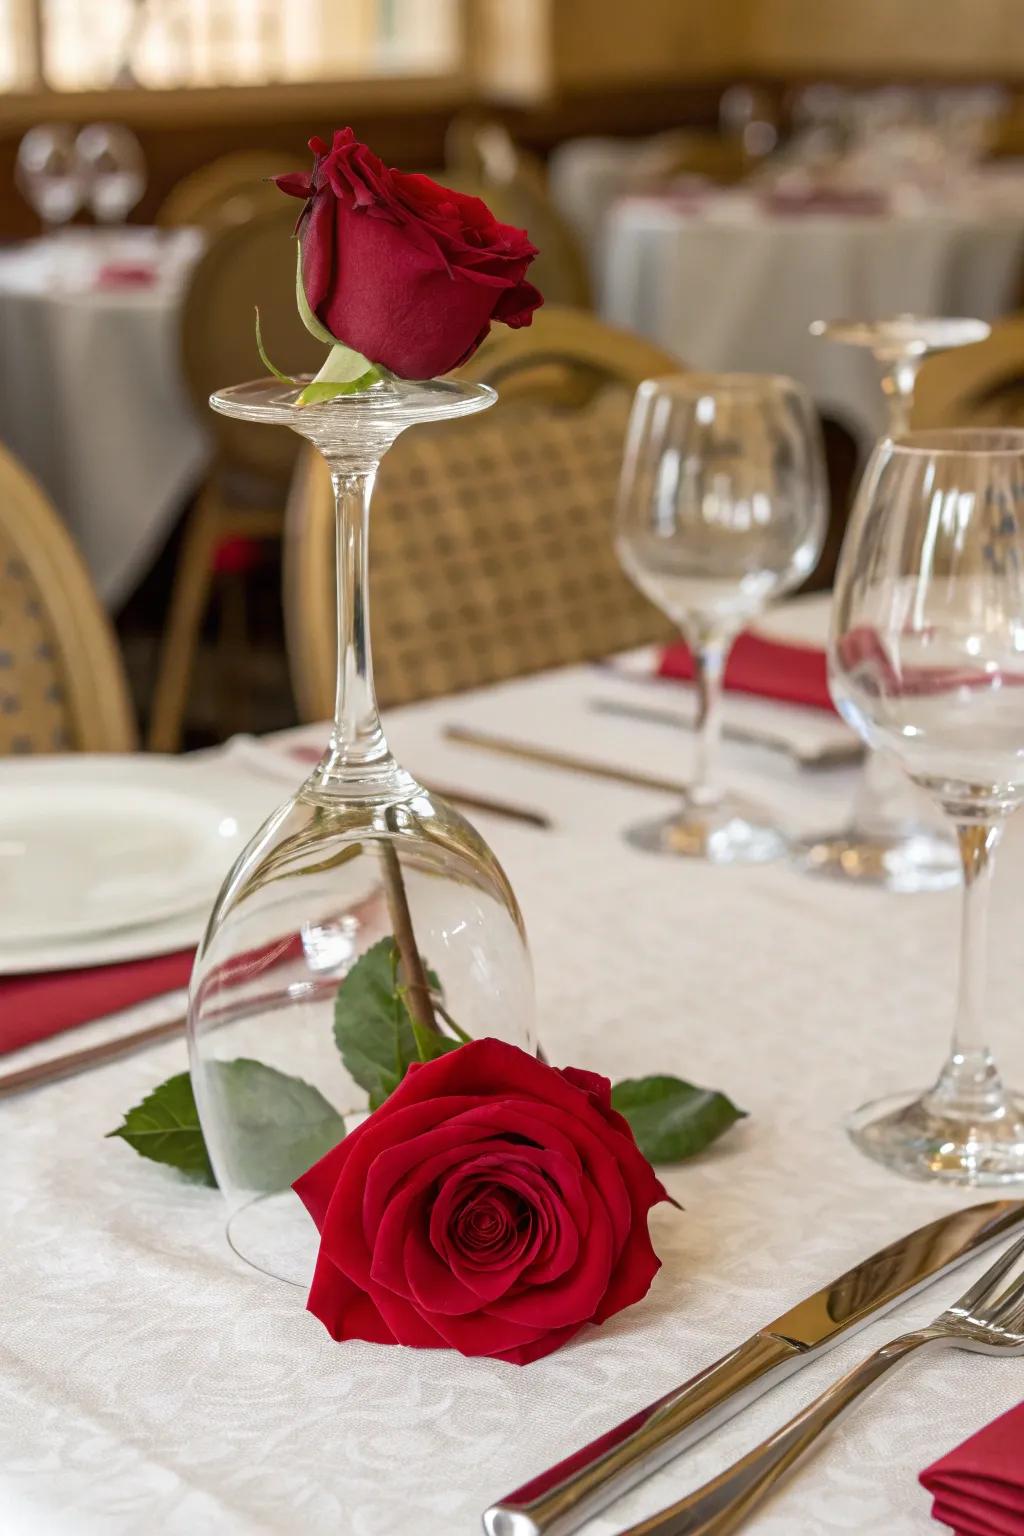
[296,373,379,406]
[334,938,419,1110]
[108,1062,345,1194]
[611,1075,747,1164]
[254,306,295,384]
[203,1059,345,1193]
[410,1016,463,1065]
[106,1071,215,1186]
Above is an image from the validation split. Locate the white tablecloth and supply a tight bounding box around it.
[3,658,1024,1536]
[600,195,1024,446]
[0,230,208,607]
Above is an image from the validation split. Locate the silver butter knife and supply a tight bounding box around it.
[482,1200,1024,1536]
[589,697,863,771]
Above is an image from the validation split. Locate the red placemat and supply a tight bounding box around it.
[658,633,835,713]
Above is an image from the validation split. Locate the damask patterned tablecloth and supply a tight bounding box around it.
[2,661,1024,1536]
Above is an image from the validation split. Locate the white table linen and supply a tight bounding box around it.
[0,230,208,606]
[600,194,1024,446]
[3,658,1024,1536]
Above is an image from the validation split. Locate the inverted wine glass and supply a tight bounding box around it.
[187,375,537,1286]
[615,373,827,862]
[76,123,146,226]
[832,428,1024,1183]
[15,124,85,235]
[796,315,990,892]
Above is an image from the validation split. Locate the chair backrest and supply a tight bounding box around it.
[444,118,592,309]
[912,316,1024,431]
[0,444,136,753]
[284,306,680,721]
[156,150,306,232]
[180,203,326,484]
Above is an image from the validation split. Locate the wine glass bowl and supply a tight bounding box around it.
[75,122,146,226]
[615,372,827,863]
[15,124,85,232]
[832,427,1024,1184]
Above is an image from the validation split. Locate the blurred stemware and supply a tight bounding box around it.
[76,123,146,227]
[15,124,85,235]
[832,428,1024,1184]
[615,372,827,863]
[795,315,991,893]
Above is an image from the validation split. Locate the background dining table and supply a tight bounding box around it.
[0,227,208,607]
[599,186,1024,448]
[3,612,1024,1535]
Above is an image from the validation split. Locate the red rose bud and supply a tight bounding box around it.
[275,128,543,380]
[294,1038,671,1365]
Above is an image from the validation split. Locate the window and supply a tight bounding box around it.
[1,0,462,93]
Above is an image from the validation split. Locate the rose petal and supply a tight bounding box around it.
[307,1248,396,1344]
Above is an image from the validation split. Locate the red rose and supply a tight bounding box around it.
[294,1038,670,1365]
[275,128,542,379]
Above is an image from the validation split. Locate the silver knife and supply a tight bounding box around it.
[589,697,863,770]
[482,1199,1024,1536]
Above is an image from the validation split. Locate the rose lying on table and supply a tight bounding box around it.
[109,940,745,1363]
[297,1039,673,1364]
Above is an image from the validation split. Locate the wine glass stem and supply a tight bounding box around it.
[952,821,1001,1055]
[690,636,727,806]
[878,357,921,436]
[325,464,391,782]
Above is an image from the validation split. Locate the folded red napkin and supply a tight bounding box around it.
[95,261,157,289]
[920,1401,1024,1536]
[0,949,196,1057]
[658,633,835,712]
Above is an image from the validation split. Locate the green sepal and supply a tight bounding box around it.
[254,306,295,385]
[296,341,380,406]
[610,1075,747,1164]
[295,242,339,346]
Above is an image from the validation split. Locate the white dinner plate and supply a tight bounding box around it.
[0,754,282,971]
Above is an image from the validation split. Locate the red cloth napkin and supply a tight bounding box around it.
[0,949,196,1057]
[94,262,157,289]
[920,1402,1024,1535]
[658,633,836,713]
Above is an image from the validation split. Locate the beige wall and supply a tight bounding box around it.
[748,0,1024,76]
[472,0,1024,100]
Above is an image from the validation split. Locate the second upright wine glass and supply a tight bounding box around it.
[616,373,827,862]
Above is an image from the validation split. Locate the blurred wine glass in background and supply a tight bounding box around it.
[15,124,85,236]
[76,124,146,228]
[616,372,827,864]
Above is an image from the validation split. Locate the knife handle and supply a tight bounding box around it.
[621,1330,941,1536]
[482,1333,803,1536]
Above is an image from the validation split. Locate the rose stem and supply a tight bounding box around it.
[380,844,440,1034]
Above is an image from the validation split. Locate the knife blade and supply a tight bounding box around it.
[482,1199,1024,1536]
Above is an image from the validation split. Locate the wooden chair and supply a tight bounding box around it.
[444,117,592,309]
[283,306,680,721]
[156,150,305,232]
[913,316,1024,431]
[0,444,136,754]
[148,203,324,751]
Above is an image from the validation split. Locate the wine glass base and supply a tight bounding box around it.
[625,794,787,865]
[847,1089,1024,1185]
[793,825,959,892]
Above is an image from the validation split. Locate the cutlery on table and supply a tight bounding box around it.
[621,1233,1024,1536]
[0,1012,186,1099]
[589,697,863,771]
[228,736,552,829]
[482,1200,1024,1536]
[445,725,689,797]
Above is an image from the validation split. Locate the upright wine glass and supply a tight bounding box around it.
[616,373,827,862]
[796,315,990,892]
[76,123,146,226]
[832,428,1024,1183]
[15,124,85,235]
